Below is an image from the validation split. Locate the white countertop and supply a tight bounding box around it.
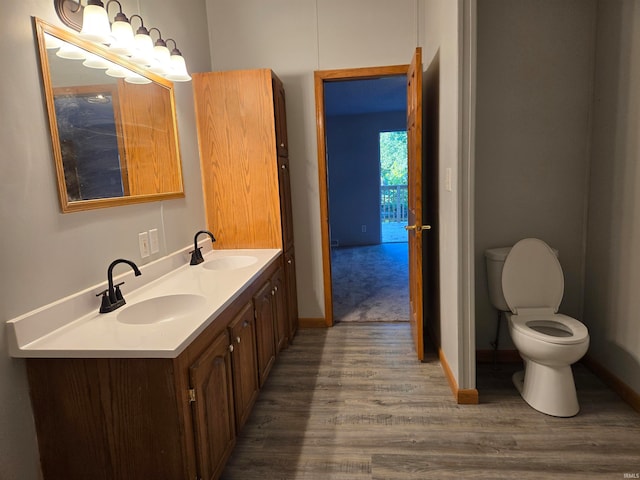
[6,248,280,359]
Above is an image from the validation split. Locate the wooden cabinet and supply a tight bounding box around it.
[193,69,298,346]
[272,75,288,157]
[228,302,259,430]
[26,258,285,480]
[189,329,235,480]
[253,279,277,387]
[284,249,299,339]
[271,265,288,352]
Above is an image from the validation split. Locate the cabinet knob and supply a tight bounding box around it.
[280,143,285,148]
[287,259,292,264]
[274,285,278,292]
[271,289,275,296]
[281,164,286,169]
[236,336,241,344]
[229,344,234,353]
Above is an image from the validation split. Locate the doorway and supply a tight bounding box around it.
[315,52,439,360]
[316,65,408,326]
[323,76,409,324]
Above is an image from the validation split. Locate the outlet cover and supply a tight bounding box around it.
[149,229,159,254]
[138,232,150,258]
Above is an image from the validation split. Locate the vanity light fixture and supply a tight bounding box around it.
[53,0,192,82]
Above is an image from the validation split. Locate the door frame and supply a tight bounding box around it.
[314,64,410,327]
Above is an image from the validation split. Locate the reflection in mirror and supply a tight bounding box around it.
[35,18,185,212]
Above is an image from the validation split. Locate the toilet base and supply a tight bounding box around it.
[512,361,580,417]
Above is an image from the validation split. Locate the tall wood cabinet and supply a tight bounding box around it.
[193,69,298,342]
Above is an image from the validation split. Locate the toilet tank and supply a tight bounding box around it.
[484,245,560,313]
[484,247,512,312]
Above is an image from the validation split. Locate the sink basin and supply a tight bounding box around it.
[117,294,206,325]
[202,255,258,271]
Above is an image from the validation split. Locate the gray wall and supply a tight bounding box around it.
[474,0,596,350]
[420,0,466,386]
[475,0,640,399]
[584,0,640,394]
[326,111,406,247]
[0,1,211,478]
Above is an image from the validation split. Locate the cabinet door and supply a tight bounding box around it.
[278,155,294,252]
[228,302,259,431]
[189,330,235,480]
[272,266,288,352]
[285,249,299,340]
[272,75,288,157]
[253,281,276,387]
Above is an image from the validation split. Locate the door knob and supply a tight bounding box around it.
[405,224,431,231]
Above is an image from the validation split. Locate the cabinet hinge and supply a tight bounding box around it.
[188,388,196,403]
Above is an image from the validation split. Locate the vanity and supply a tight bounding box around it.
[8,247,289,480]
[21,15,300,480]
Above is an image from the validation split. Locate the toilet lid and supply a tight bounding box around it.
[502,238,564,314]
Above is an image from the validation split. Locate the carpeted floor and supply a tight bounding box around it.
[331,243,409,322]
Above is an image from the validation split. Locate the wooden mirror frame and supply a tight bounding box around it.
[34,17,185,213]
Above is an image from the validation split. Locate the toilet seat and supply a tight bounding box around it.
[509,313,589,345]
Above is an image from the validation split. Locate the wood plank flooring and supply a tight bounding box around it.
[222,323,640,479]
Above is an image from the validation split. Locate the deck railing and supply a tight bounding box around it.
[380,185,408,223]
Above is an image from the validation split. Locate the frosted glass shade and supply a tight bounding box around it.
[165,54,191,82]
[56,43,86,60]
[109,20,135,56]
[79,4,112,44]
[82,53,110,69]
[130,33,154,66]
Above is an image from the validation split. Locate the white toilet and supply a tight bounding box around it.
[484,238,590,417]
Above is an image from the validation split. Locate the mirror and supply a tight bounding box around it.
[34,18,185,212]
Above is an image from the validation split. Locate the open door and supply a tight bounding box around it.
[405,47,429,361]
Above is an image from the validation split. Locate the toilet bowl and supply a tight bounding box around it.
[485,238,590,417]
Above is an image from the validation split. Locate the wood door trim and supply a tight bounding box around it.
[314,65,410,327]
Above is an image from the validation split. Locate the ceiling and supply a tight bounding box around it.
[324,75,407,116]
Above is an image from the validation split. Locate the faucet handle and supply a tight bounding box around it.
[113,282,125,302]
[189,247,204,265]
[97,289,113,313]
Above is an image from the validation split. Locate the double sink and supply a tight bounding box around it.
[117,255,259,325]
[7,249,280,358]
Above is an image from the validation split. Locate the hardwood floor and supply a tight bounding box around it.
[222,323,640,479]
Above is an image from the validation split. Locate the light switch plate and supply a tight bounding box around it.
[445,167,452,192]
[149,229,159,254]
[139,232,150,258]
